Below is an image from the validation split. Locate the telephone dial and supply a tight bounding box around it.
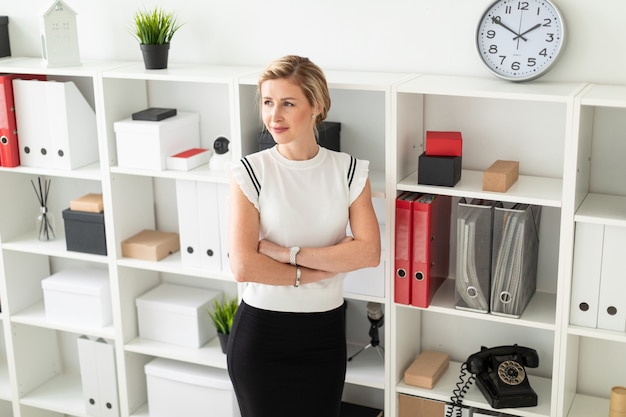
[446,345,539,416]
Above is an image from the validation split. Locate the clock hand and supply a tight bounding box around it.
[491,17,527,41]
[513,23,542,41]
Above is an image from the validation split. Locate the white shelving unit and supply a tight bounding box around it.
[391,73,587,417]
[556,83,626,417]
[0,57,624,417]
[0,58,409,417]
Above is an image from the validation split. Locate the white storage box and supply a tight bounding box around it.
[136,283,221,348]
[145,358,241,417]
[42,268,112,327]
[114,112,200,170]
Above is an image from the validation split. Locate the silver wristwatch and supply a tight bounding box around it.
[289,246,301,266]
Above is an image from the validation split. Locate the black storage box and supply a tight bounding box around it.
[258,121,341,152]
[0,16,10,58]
[132,107,177,121]
[62,208,107,255]
[418,152,462,187]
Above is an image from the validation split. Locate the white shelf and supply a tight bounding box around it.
[102,61,259,82]
[239,69,414,90]
[10,301,115,339]
[566,394,610,417]
[124,336,227,369]
[410,279,557,331]
[0,57,128,76]
[397,360,552,417]
[398,169,563,208]
[110,164,229,183]
[19,373,85,416]
[568,324,626,343]
[1,232,108,264]
[580,84,626,107]
[130,403,150,417]
[574,193,626,226]
[396,74,586,101]
[345,343,386,389]
[0,162,103,181]
[116,252,234,282]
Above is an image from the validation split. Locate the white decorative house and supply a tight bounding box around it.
[40,0,81,67]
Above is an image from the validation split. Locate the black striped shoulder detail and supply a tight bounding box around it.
[240,157,261,196]
[347,155,357,188]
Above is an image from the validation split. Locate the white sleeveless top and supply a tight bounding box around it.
[230,145,369,312]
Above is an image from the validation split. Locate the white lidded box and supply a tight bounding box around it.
[114,111,200,171]
[42,268,112,327]
[145,358,241,417]
[136,283,221,348]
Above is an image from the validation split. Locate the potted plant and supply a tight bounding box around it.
[207,297,238,354]
[130,7,183,69]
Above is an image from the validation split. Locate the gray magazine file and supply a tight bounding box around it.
[490,203,541,318]
[455,199,502,313]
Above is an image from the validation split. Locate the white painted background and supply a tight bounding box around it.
[2,0,625,84]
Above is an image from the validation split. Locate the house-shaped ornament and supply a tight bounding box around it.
[40,0,81,67]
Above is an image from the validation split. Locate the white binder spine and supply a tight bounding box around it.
[176,179,201,268]
[570,222,604,328]
[95,338,120,417]
[597,225,626,332]
[77,336,120,417]
[77,335,100,417]
[13,79,98,170]
[197,181,223,271]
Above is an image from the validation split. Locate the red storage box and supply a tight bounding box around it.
[425,131,462,157]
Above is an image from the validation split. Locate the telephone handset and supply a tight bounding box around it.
[446,344,539,416]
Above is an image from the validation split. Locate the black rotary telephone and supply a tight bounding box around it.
[446,344,539,416]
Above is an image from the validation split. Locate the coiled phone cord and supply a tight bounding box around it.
[445,361,475,417]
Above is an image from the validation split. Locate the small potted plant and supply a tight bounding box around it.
[130,7,183,69]
[207,297,238,354]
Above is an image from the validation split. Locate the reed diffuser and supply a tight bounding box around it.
[31,177,55,241]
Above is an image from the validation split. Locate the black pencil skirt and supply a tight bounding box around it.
[227,300,347,417]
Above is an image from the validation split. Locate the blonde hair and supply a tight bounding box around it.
[258,55,331,125]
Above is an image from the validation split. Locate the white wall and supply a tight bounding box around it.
[2,0,626,84]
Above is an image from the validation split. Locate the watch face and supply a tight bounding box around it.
[476,0,565,81]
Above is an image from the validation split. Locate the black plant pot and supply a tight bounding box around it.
[140,43,170,69]
[217,332,229,354]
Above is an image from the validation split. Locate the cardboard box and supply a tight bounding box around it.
[145,358,241,417]
[166,148,212,171]
[121,229,180,261]
[418,152,462,187]
[136,283,221,347]
[483,160,519,192]
[62,208,107,255]
[114,112,200,171]
[42,268,112,327]
[70,193,103,213]
[398,394,446,417]
[258,121,341,152]
[404,350,450,389]
[425,131,462,157]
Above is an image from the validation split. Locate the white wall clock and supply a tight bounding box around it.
[476,0,565,82]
